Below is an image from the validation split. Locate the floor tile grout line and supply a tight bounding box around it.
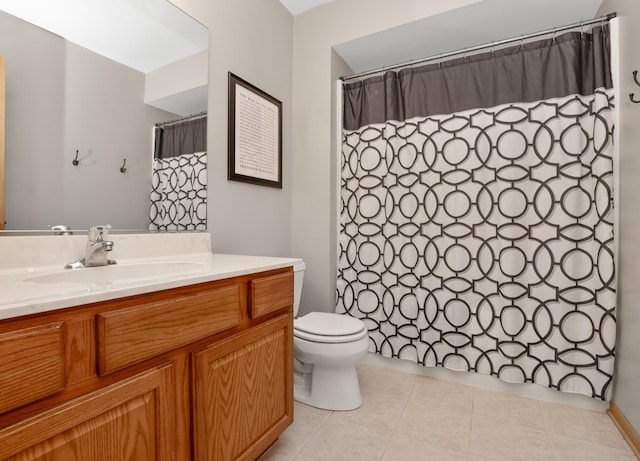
[467,388,477,459]
[537,398,559,461]
[400,373,475,458]
[379,382,415,460]
[289,407,334,460]
[539,399,635,454]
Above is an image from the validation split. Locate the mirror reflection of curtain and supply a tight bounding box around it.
[149,116,207,231]
[338,25,616,400]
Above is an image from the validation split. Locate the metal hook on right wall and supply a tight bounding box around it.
[120,158,127,173]
[630,70,640,104]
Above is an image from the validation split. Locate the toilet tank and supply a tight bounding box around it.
[292,260,305,317]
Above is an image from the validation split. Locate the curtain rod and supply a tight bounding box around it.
[341,12,616,82]
[155,111,207,128]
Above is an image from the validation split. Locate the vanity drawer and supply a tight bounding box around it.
[0,322,66,414]
[250,271,294,319]
[97,284,241,375]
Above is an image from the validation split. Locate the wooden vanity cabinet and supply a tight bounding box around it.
[0,267,294,461]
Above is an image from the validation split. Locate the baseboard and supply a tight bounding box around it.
[608,401,640,459]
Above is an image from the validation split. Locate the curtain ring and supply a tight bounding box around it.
[520,35,524,49]
[580,20,584,38]
[552,27,556,43]
[438,53,443,68]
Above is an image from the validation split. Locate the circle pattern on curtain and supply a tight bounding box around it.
[337,89,616,400]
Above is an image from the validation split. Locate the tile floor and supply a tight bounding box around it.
[259,363,637,461]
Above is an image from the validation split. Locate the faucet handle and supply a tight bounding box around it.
[88,224,112,242]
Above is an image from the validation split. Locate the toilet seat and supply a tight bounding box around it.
[294,312,367,344]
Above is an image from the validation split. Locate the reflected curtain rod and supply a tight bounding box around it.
[155,111,207,128]
[341,12,616,82]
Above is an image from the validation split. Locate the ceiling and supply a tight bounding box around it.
[279,0,603,76]
[1,0,604,78]
[279,0,332,16]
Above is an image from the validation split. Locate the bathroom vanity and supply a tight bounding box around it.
[0,233,297,460]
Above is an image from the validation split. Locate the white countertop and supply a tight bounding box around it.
[0,252,300,321]
[0,232,300,321]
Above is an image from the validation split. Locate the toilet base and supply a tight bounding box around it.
[294,364,363,411]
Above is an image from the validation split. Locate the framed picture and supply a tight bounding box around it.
[228,72,282,188]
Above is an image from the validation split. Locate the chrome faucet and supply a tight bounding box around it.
[65,225,117,269]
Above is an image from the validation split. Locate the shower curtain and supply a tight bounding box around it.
[149,116,207,231]
[337,25,616,399]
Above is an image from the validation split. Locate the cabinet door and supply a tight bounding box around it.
[0,364,176,461]
[0,322,66,415]
[193,313,293,461]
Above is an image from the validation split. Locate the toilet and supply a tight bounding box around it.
[292,260,369,410]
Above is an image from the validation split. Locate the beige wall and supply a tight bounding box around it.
[598,0,640,435]
[62,42,176,230]
[144,49,208,109]
[1,12,174,230]
[170,0,294,257]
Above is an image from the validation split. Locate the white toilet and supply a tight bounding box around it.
[292,260,369,410]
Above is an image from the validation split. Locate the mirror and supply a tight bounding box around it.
[0,0,208,232]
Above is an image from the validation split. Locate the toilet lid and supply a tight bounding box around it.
[294,312,367,343]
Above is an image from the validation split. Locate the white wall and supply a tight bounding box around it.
[291,0,481,315]
[170,0,294,258]
[598,0,640,435]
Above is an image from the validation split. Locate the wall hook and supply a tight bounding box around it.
[630,70,640,104]
[72,149,80,166]
[120,158,127,173]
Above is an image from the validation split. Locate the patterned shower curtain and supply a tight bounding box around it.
[337,26,616,399]
[149,116,207,231]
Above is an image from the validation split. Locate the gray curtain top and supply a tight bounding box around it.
[154,116,207,159]
[343,25,612,131]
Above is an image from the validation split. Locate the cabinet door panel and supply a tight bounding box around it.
[0,322,65,414]
[193,314,293,461]
[0,364,176,461]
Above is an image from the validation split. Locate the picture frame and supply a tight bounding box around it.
[228,72,283,188]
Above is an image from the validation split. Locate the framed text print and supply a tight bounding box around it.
[228,72,282,188]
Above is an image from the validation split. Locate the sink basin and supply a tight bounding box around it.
[26,262,205,284]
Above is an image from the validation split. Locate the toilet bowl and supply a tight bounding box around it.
[292,261,369,410]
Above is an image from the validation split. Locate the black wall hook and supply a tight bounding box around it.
[120,158,127,173]
[72,149,80,166]
[630,70,640,103]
